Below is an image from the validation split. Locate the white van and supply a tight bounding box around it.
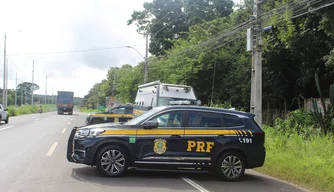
[133,80,201,117]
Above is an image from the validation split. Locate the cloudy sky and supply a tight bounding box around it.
[0,0,242,98]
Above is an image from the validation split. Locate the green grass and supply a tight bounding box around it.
[6,104,57,116]
[255,126,334,192]
[78,107,104,113]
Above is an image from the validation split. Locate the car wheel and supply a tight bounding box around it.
[215,151,245,181]
[96,145,129,177]
[5,116,8,124]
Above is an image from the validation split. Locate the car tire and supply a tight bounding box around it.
[4,116,8,124]
[215,151,246,181]
[95,145,129,177]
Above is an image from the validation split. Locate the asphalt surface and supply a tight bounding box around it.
[0,110,310,192]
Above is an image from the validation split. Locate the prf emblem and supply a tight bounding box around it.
[153,138,167,154]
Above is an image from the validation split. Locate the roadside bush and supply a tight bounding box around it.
[273,109,321,138]
[78,107,104,113]
[6,105,57,116]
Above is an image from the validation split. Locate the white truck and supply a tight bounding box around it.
[133,80,201,117]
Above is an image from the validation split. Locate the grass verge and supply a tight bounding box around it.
[255,126,334,192]
[78,107,104,113]
[6,104,57,116]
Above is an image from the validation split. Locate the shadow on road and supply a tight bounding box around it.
[70,167,201,190]
[69,166,307,192]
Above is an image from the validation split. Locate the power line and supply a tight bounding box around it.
[148,0,333,71]
[163,0,328,60]
[0,44,146,57]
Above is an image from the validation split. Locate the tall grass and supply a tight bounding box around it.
[6,104,57,116]
[254,109,334,192]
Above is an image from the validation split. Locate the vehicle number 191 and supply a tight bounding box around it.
[239,138,252,144]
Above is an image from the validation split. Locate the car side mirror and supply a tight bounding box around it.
[142,121,159,129]
[4,108,8,111]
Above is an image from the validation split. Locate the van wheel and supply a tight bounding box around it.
[96,145,129,177]
[215,151,245,181]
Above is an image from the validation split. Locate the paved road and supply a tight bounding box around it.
[0,110,310,192]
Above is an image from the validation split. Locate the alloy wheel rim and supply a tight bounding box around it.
[101,149,125,174]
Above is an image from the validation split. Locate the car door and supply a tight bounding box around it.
[105,107,125,123]
[183,111,226,163]
[119,107,133,122]
[134,110,187,165]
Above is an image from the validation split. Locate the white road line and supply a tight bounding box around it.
[35,118,40,121]
[46,142,58,156]
[61,128,67,134]
[68,122,71,125]
[0,126,14,131]
[181,177,210,192]
[70,118,73,121]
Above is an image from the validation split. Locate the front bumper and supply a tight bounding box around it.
[66,127,96,165]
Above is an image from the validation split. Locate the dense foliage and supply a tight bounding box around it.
[82,0,334,122]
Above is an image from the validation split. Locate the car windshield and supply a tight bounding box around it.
[124,107,163,125]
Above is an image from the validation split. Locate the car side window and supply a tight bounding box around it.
[222,114,244,127]
[147,111,184,128]
[124,108,133,114]
[188,111,222,127]
[112,107,126,114]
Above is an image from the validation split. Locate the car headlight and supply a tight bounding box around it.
[75,128,105,138]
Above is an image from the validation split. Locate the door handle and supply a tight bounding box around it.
[171,135,181,139]
[217,135,227,139]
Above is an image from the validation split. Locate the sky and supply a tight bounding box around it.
[0,0,242,98]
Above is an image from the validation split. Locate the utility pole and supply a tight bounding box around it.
[15,72,17,107]
[52,84,54,105]
[144,33,149,83]
[249,0,262,126]
[21,80,23,105]
[31,60,35,105]
[45,74,47,104]
[112,74,116,97]
[5,58,8,107]
[2,33,6,106]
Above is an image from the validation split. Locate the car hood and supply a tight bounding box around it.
[76,122,134,130]
[87,112,104,116]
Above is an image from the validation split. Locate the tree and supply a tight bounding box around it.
[17,82,40,104]
[127,0,234,56]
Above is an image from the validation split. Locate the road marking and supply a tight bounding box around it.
[35,118,40,121]
[68,122,71,125]
[181,177,210,192]
[46,142,58,156]
[0,126,14,131]
[71,118,73,121]
[61,128,67,133]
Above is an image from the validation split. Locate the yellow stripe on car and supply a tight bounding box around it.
[100,129,248,136]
